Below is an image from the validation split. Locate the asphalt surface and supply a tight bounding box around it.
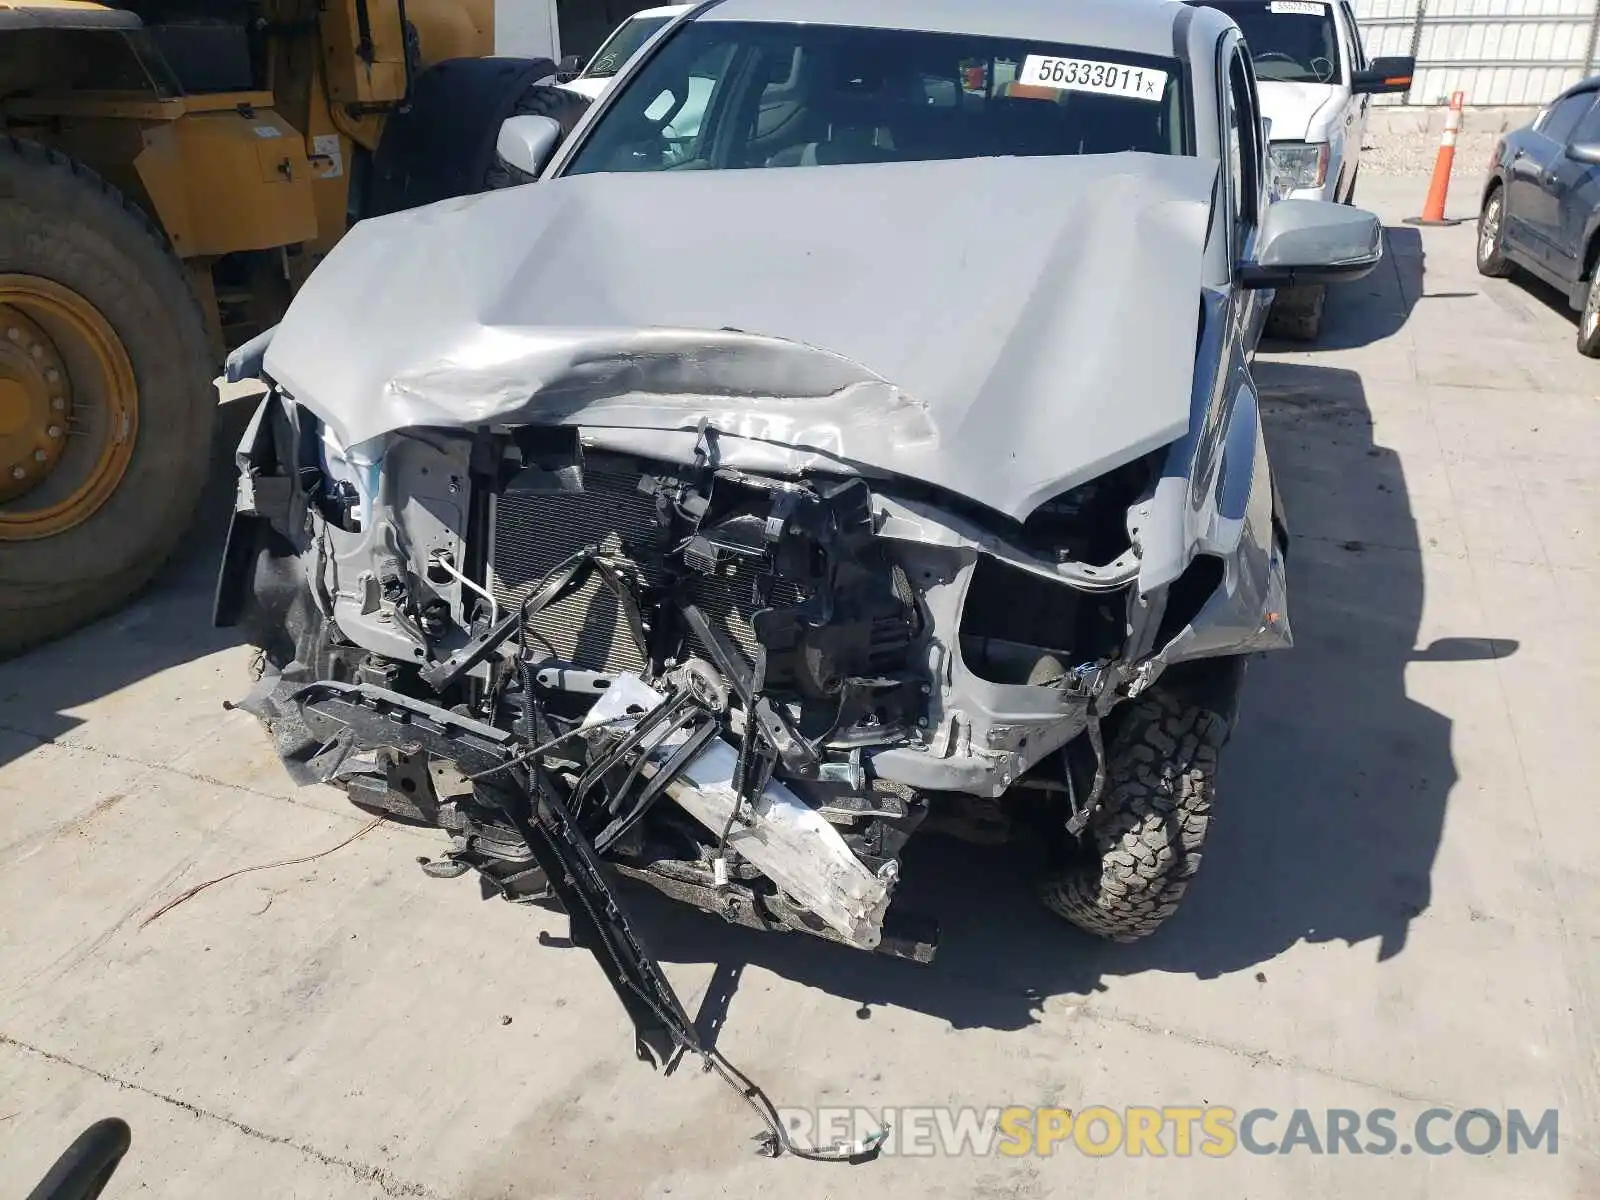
[2,173,1597,1198]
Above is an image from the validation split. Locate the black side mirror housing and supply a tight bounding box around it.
[1352,56,1415,96]
[557,53,584,81]
[1568,140,1600,166]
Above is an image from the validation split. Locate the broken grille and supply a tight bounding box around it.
[487,456,798,674]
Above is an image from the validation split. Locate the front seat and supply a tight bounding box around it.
[767,121,901,167]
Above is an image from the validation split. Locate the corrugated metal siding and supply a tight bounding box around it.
[1354,0,1600,103]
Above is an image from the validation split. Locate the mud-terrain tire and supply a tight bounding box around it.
[1037,682,1231,941]
[0,137,214,657]
[1264,283,1326,342]
[484,84,593,189]
[1476,186,1514,278]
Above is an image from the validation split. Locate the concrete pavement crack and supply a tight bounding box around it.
[0,1034,444,1199]
[0,720,374,823]
[1078,1005,1457,1108]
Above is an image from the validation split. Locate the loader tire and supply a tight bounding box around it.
[1036,682,1230,942]
[484,85,593,189]
[0,137,214,658]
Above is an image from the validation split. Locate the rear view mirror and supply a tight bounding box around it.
[496,114,563,180]
[1352,55,1415,96]
[1239,198,1383,288]
[1568,140,1600,165]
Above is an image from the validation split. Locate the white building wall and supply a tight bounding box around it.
[495,0,562,62]
[1354,0,1600,103]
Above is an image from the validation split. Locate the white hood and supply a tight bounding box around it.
[559,77,608,101]
[1257,80,1340,142]
[264,153,1217,522]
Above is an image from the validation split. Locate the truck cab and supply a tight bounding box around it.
[1190,0,1409,338]
[1192,0,1411,204]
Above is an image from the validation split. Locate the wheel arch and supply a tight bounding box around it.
[1481,171,1505,209]
[1581,218,1600,286]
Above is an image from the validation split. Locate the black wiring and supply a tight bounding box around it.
[464,714,638,782]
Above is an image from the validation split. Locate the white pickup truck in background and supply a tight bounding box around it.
[1198,0,1414,337]
[556,4,692,101]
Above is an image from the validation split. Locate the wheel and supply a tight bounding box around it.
[1264,283,1325,342]
[1036,680,1231,941]
[1577,268,1600,357]
[1476,186,1514,278]
[0,137,213,657]
[484,84,593,189]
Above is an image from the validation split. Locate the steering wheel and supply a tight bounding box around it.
[1254,51,1300,65]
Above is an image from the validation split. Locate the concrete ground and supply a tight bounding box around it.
[2,173,1597,1198]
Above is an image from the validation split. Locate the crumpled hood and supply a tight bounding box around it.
[265,152,1216,522]
[1258,80,1340,142]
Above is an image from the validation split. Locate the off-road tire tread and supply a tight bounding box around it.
[1264,283,1326,342]
[1037,687,1227,941]
[0,136,214,657]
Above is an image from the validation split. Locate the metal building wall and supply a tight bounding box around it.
[1354,0,1600,104]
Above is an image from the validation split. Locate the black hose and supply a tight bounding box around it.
[24,1119,131,1200]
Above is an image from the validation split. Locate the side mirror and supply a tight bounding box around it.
[1351,55,1415,96]
[557,53,584,80]
[496,114,563,179]
[1568,140,1600,166]
[1239,198,1383,289]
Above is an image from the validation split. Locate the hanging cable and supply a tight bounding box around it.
[429,550,498,627]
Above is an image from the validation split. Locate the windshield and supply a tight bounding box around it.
[1203,1,1342,84]
[583,15,672,79]
[565,21,1186,176]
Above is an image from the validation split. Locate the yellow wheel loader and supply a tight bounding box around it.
[0,0,587,655]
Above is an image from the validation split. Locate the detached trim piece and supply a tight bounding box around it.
[287,679,884,1163]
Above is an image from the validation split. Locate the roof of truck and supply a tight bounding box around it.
[700,0,1192,59]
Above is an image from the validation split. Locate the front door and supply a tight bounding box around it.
[1542,98,1600,284]
[1337,0,1367,197]
[1509,91,1596,263]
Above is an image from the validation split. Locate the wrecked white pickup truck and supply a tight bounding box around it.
[216,0,1381,1100]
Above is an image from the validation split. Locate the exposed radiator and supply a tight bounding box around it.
[488,456,798,675]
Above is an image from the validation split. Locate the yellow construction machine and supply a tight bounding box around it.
[0,0,585,654]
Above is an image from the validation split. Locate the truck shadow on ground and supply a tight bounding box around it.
[0,399,253,768]
[1261,225,1425,353]
[624,356,1513,1038]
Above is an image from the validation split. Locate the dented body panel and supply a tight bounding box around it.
[219,0,1292,1003]
[263,154,1214,523]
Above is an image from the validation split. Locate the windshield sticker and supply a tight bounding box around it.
[1017,55,1169,102]
[1269,1,1328,13]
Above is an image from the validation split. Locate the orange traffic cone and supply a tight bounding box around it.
[1405,92,1467,227]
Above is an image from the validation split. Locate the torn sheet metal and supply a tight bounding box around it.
[265,152,1217,521]
[585,676,891,949]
